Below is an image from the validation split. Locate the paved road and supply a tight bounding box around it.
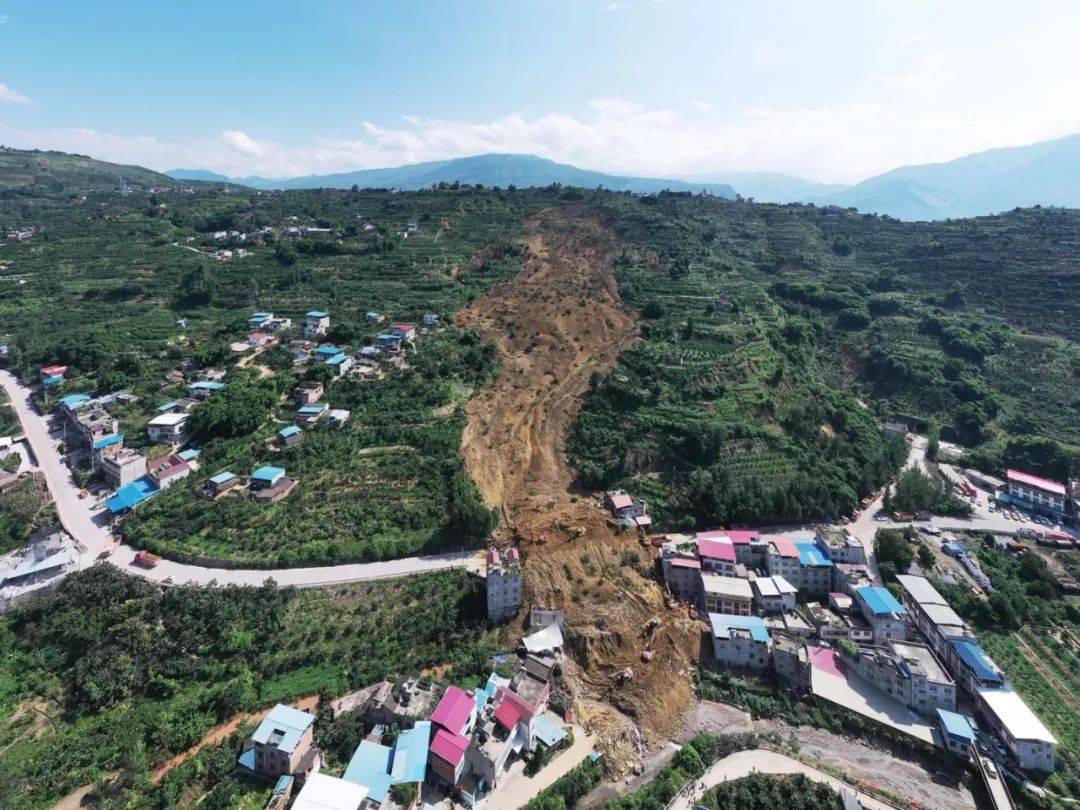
[1,370,483,588]
[667,748,895,810]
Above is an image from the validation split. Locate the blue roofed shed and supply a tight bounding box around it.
[210,471,237,485]
[93,434,124,450]
[795,540,832,567]
[315,344,341,356]
[948,637,1005,687]
[390,721,431,783]
[344,740,395,803]
[534,716,568,749]
[278,425,302,439]
[58,393,91,409]
[936,708,977,756]
[178,448,201,462]
[252,466,285,487]
[106,477,159,514]
[307,310,328,318]
[855,586,907,616]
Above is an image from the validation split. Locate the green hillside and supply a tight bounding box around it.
[0,156,1076,560]
[0,147,186,194]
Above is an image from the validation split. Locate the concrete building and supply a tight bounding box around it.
[771,631,810,693]
[602,489,650,528]
[794,540,833,597]
[293,381,324,406]
[148,453,191,490]
[100,447,146,488]
[305,310,331,339]
[853,586,909,643]
[239,704,318,780]
[845,640,956,715]
[486,548,522,622]
[147,411,191,445]
[661,551,703,605]
[290,773,368,810]
[751,575,797,613]
[696,534,737,576]
[936,709,977,759]
[708,613,771,669]
[701,573,753,616]
[976,687,1057,772]
[947,636,1006,693]
[1006,469,1067,517]
[894,575,971,659]
[814,524,866,564]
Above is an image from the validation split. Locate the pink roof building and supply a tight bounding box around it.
[607,492,634,510]
[726,530,762,545]
[431,685,475,736]
[1006,469,1066,496]
[768,537,799,558]
[429,728,469,766]
[695,529,729,540]
[668,557,702,570]
[494,698,524,731]
[696,537,736,562]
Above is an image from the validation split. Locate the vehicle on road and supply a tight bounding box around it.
[133,550,161,568]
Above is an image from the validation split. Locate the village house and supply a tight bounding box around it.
[853,586,909,643]
[771,632,810,692]
[486,547,522,621]
[695,532,737,576]
[100,446,147,489]
[708,613,771,669]
[147,453,191,490]
[325,352,354,377]
[91,432,125,468]
[375,332,404,353]
[288,772,368,810]
[278,425,303,448]
[238,704,319,781]
[147,411,191,445]
[423,313,440,326]
[660,546,703,605]
[204,470,240,499]
[842,640,956,715]
[936,709,978,759]
[293,381,324,406]
[366,311,385,323]
[392,322,416,341]
[341,721,431,807]
[701,573,753,616]
[328,409,351,429]
[428,685,478,786]
[602,489,650,528]
[248,465,297,502]
[304,310,331,339]
[814,524,866,564]
[894,575,970,659]
[188,380,225,400]
[751,575,797,613]
[297,403,329,425]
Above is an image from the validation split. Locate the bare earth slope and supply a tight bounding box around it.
[459,205,699,770]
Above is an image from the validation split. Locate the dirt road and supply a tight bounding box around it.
[459,206,700,773]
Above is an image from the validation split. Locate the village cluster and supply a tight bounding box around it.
[241,575,574,810]
[36,307,439,536]
[632,498,1060,777]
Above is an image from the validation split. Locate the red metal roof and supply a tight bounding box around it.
[696,537,735,562]
[768,537,799,558]
[496,684,541,718]
[668,557,702,570]
[695,529,729,540]
[1006,469,1066,496]
[40,364,68,376]
[607,492,634,510]
[725,530,762,545]
[494,698,523,730]
[429,729,469,766]
[431,685,474,735]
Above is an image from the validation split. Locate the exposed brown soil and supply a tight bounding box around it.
[459,205,700,775]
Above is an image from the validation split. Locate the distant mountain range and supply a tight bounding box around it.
[168,154,738,198]
[0,147,185,193]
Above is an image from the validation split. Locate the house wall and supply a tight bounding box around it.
[711,634,769,669]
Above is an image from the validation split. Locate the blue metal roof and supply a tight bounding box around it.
[278,425,301,438]
[315,344,341,355]
[190,380,224,390]
[106,477,159,513]
[298,404,327,414]
[856,586,907,616]
[949,637,1004,686]
[209,471,237,485]
[534,715,568,749]
[378,333,401,341]
[93,433,123,450]
[708,613,770,642]
[251,704,315,754]
[42,374,64,385]
[366,310,382,317]
[795,540,832,567]
[936,708,977,742]
[307,310,328,318]
[391,721,431,783]
[157,400,179,412]
[178,449,200,461]
[325,353,348,365]
[252,465,285,482]
[344,740,395,803]
[58,393,91,408]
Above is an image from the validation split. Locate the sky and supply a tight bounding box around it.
[2,1,1080,183]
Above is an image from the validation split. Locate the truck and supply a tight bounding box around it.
[133,550,161,568]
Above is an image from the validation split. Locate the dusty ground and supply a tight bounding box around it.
[459,205,701,775]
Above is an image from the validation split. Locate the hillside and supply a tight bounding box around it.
[168,153,737,197]
[0,147,185,194]
[686,171,850,203]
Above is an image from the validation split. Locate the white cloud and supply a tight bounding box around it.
[0,15,8,24]
[221,129,265,157]
[604,2,618,10]
[690,100,712,111]
[0,82,33,105]
[903,31,930,45]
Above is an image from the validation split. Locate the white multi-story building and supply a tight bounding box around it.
[701,574,753,616]
[853,586,909,643]
[304,310,331,339]
[1006,469,1067,516]
[486,548,522,622]
[845,640,956,715]
[147,411,191,445]
[751,575,797,613]
[708,613,771,669]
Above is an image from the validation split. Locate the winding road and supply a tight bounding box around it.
[1,370,483,588]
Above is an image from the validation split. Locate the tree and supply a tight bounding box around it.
[191,381,276,439]
[926,422,940,462]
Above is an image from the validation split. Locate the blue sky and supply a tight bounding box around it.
[2,1,1080,182]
